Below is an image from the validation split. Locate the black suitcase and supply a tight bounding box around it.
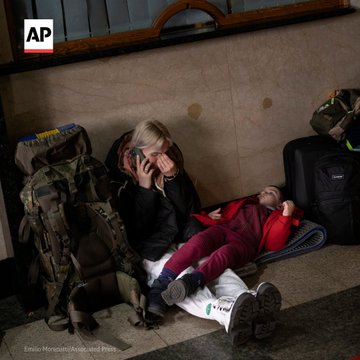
[283,135,339,216]
[313,151,360,244]
[283,135,360,244]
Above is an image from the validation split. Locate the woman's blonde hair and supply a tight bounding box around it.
[131,120,173,150]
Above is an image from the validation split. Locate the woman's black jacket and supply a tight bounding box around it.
[105,132,202,261]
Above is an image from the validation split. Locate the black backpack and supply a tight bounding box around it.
[313,150,360,244]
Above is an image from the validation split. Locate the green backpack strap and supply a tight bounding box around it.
[88,202,142,273]
[18,215,31,244]
[35,193,73,331]
[116,271,147,327]
[44,266,71,332]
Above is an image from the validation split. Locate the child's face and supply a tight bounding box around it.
[258,186,283,209]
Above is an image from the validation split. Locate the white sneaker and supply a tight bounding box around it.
[207,293,259,345]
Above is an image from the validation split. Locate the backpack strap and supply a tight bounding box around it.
[115,271,147,327]
[18,195,43,244]
[88,202,121,251]
[334,94,351,112]
[70,253,85,280]
[68,286,131,350]
[44,268,70,331]
[18,215,31,244]
[39,201,72,331]
[127,295,147,327]
[28,253,40,286]
[88,202,141,272]
[354,96,360,115]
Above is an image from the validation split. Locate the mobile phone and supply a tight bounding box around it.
[129,147,146,163]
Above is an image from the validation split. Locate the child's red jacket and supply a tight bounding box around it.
[192,196,303,255]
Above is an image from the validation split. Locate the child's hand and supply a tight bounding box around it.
[208,208,222,220]
[282,200,295,216]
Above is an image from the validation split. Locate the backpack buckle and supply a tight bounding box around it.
[58,265,69,274]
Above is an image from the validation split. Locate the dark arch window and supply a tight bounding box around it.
[2,0,353,74]
[161,8,216,38]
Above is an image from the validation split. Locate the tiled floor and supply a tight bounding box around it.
[130,285,360,360]
[1,243,360,360]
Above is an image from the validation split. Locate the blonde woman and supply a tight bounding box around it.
[105,120,202,261]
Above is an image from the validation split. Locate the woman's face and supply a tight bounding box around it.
[142,140,170,166]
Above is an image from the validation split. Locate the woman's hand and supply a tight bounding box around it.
[208,208,222,220]
[157,153,177,177]
[281,200,295,216]
[136,155,155,189]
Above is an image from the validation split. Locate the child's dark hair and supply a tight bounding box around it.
[269,185,286,202]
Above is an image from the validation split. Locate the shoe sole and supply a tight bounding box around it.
[228,293,260,346]
[253,283,282,339]
[161,279,187,306]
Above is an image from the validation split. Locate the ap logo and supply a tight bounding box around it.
[24,19,53,54]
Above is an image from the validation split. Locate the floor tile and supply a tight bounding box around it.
[2,244,360,360]
[260,286,360,360]
[0,337,12,360]
[244,250,348,307]
[4,319,94,360]
[280,299,292,310]
[153,306,222,345]
[293,244,360,289]
[0,295,45,331]
[77,303,167,360]
[129,329,272,360]
[130,286,360,360]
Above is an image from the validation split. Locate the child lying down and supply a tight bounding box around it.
[147,185,303,344]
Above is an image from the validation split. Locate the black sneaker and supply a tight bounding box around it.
[217,293,260,346]
[147,278,171,317]
[253,282,282,339]
[161,273,199,305]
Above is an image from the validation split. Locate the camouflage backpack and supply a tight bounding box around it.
[15,124,147,350]
[310,89,360,142]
